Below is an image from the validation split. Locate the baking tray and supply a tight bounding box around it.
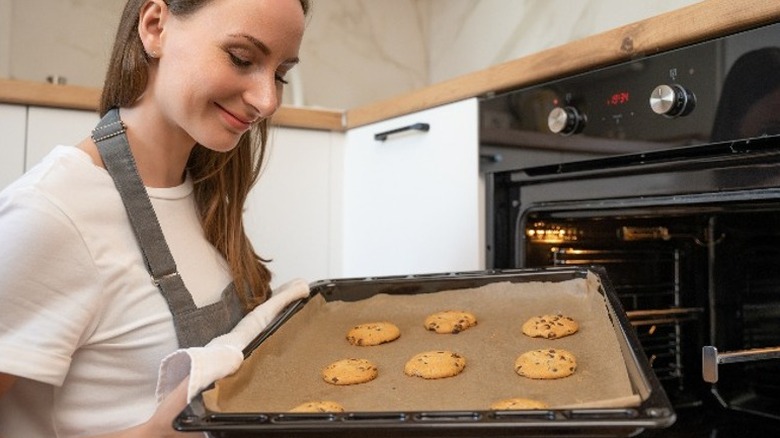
[174,266,675,437]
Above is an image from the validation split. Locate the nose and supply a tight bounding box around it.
[244,73,280,119]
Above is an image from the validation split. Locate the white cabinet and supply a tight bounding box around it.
[25,106,99,169]
[244,127,344,288]
[339,98,481,277]
[2,100,483,286]
[0,104,26,190]
[0,105,98,191]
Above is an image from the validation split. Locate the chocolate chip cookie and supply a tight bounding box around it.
[404,350,466,379]
[522,314,579,339]
[424,310,477,334]
[514,348,577,379]
[346,321,401,346]
[322,358,378,385]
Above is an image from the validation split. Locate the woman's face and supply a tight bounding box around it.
[150,0,305,152]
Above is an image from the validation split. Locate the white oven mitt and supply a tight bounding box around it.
[155,278,310,403]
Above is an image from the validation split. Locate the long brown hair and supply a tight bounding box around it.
[100,0,310,310]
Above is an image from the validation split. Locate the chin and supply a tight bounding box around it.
[195,135,243,153]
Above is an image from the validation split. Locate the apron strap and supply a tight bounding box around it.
[91,108,245,348]
[92,109,197,325]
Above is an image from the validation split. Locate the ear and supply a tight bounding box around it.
[138,0,169,58]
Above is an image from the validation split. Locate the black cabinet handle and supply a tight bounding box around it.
[374,122,430,141]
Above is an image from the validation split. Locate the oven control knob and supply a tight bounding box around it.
[649,84,696,118]
[548,106,585,135]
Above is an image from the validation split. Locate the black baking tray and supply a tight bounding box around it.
[174,266,675,437]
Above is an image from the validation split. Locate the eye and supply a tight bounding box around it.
[228,52,252,68]
[275,73,289,85]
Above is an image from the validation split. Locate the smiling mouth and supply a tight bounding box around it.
[216,104,253,132]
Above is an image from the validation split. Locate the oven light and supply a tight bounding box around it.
[527,226,579,242]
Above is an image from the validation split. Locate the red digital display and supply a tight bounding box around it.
[607,91,630,106]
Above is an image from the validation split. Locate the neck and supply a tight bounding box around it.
[118,105,195,188]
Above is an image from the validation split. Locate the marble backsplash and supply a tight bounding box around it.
[0,0,700,110]
[300,0,700,109]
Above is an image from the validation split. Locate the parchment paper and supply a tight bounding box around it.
[203,274,641,412]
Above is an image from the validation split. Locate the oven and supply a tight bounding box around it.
[483,21,780,437]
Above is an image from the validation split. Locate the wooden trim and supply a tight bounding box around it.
[0,78,345,131]
[0,78,100,111]
[271,106,344,131]
[345,0,780,128]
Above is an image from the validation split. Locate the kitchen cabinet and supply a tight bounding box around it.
[244,126,345,288]
[2,100,483,286]
[0,105,99,192]
[0,104,26,190]
[340,98,481,277]
[245,98,482,285]
[25,106,99,169]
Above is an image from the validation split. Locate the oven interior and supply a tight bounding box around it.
[520,203,780,418]
[480,19,780,434]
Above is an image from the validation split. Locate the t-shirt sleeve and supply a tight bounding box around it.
[0,186,102,386]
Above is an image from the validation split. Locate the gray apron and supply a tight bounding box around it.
[91,108,245,348]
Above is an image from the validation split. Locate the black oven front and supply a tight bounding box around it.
[482,21,780,437]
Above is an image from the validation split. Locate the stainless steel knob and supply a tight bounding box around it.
[548,106,584,135]
[649,84,696,118]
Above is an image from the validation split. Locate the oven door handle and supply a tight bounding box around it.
[702,345,780,383]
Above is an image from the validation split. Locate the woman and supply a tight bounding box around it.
[0,0,309,436]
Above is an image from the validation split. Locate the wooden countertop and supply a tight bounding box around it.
[0,78,345,131]
[1,0,778,131]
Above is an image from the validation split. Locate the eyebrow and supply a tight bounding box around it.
[230,33,300,65]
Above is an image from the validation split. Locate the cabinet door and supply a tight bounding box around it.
[25,106,99,170]
[340,98,480,277]
[0,104,26,190]
[244,127,343,288]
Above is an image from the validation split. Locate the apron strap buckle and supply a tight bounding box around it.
[152,271,181,287]
[91,119,127,143]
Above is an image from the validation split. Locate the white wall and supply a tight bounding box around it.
[299,0,701,108]
[6,0,122,86]
[296,0,430,109]
[426,0,702,84]
[0,0,11,78]
[0,0,702,108]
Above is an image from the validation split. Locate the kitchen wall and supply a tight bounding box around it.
[302,0,701,109]
[0,0,701,109]
[0,0,10,78]
[1,0,123,89]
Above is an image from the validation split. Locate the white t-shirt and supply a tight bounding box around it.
[0,146,232,437]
